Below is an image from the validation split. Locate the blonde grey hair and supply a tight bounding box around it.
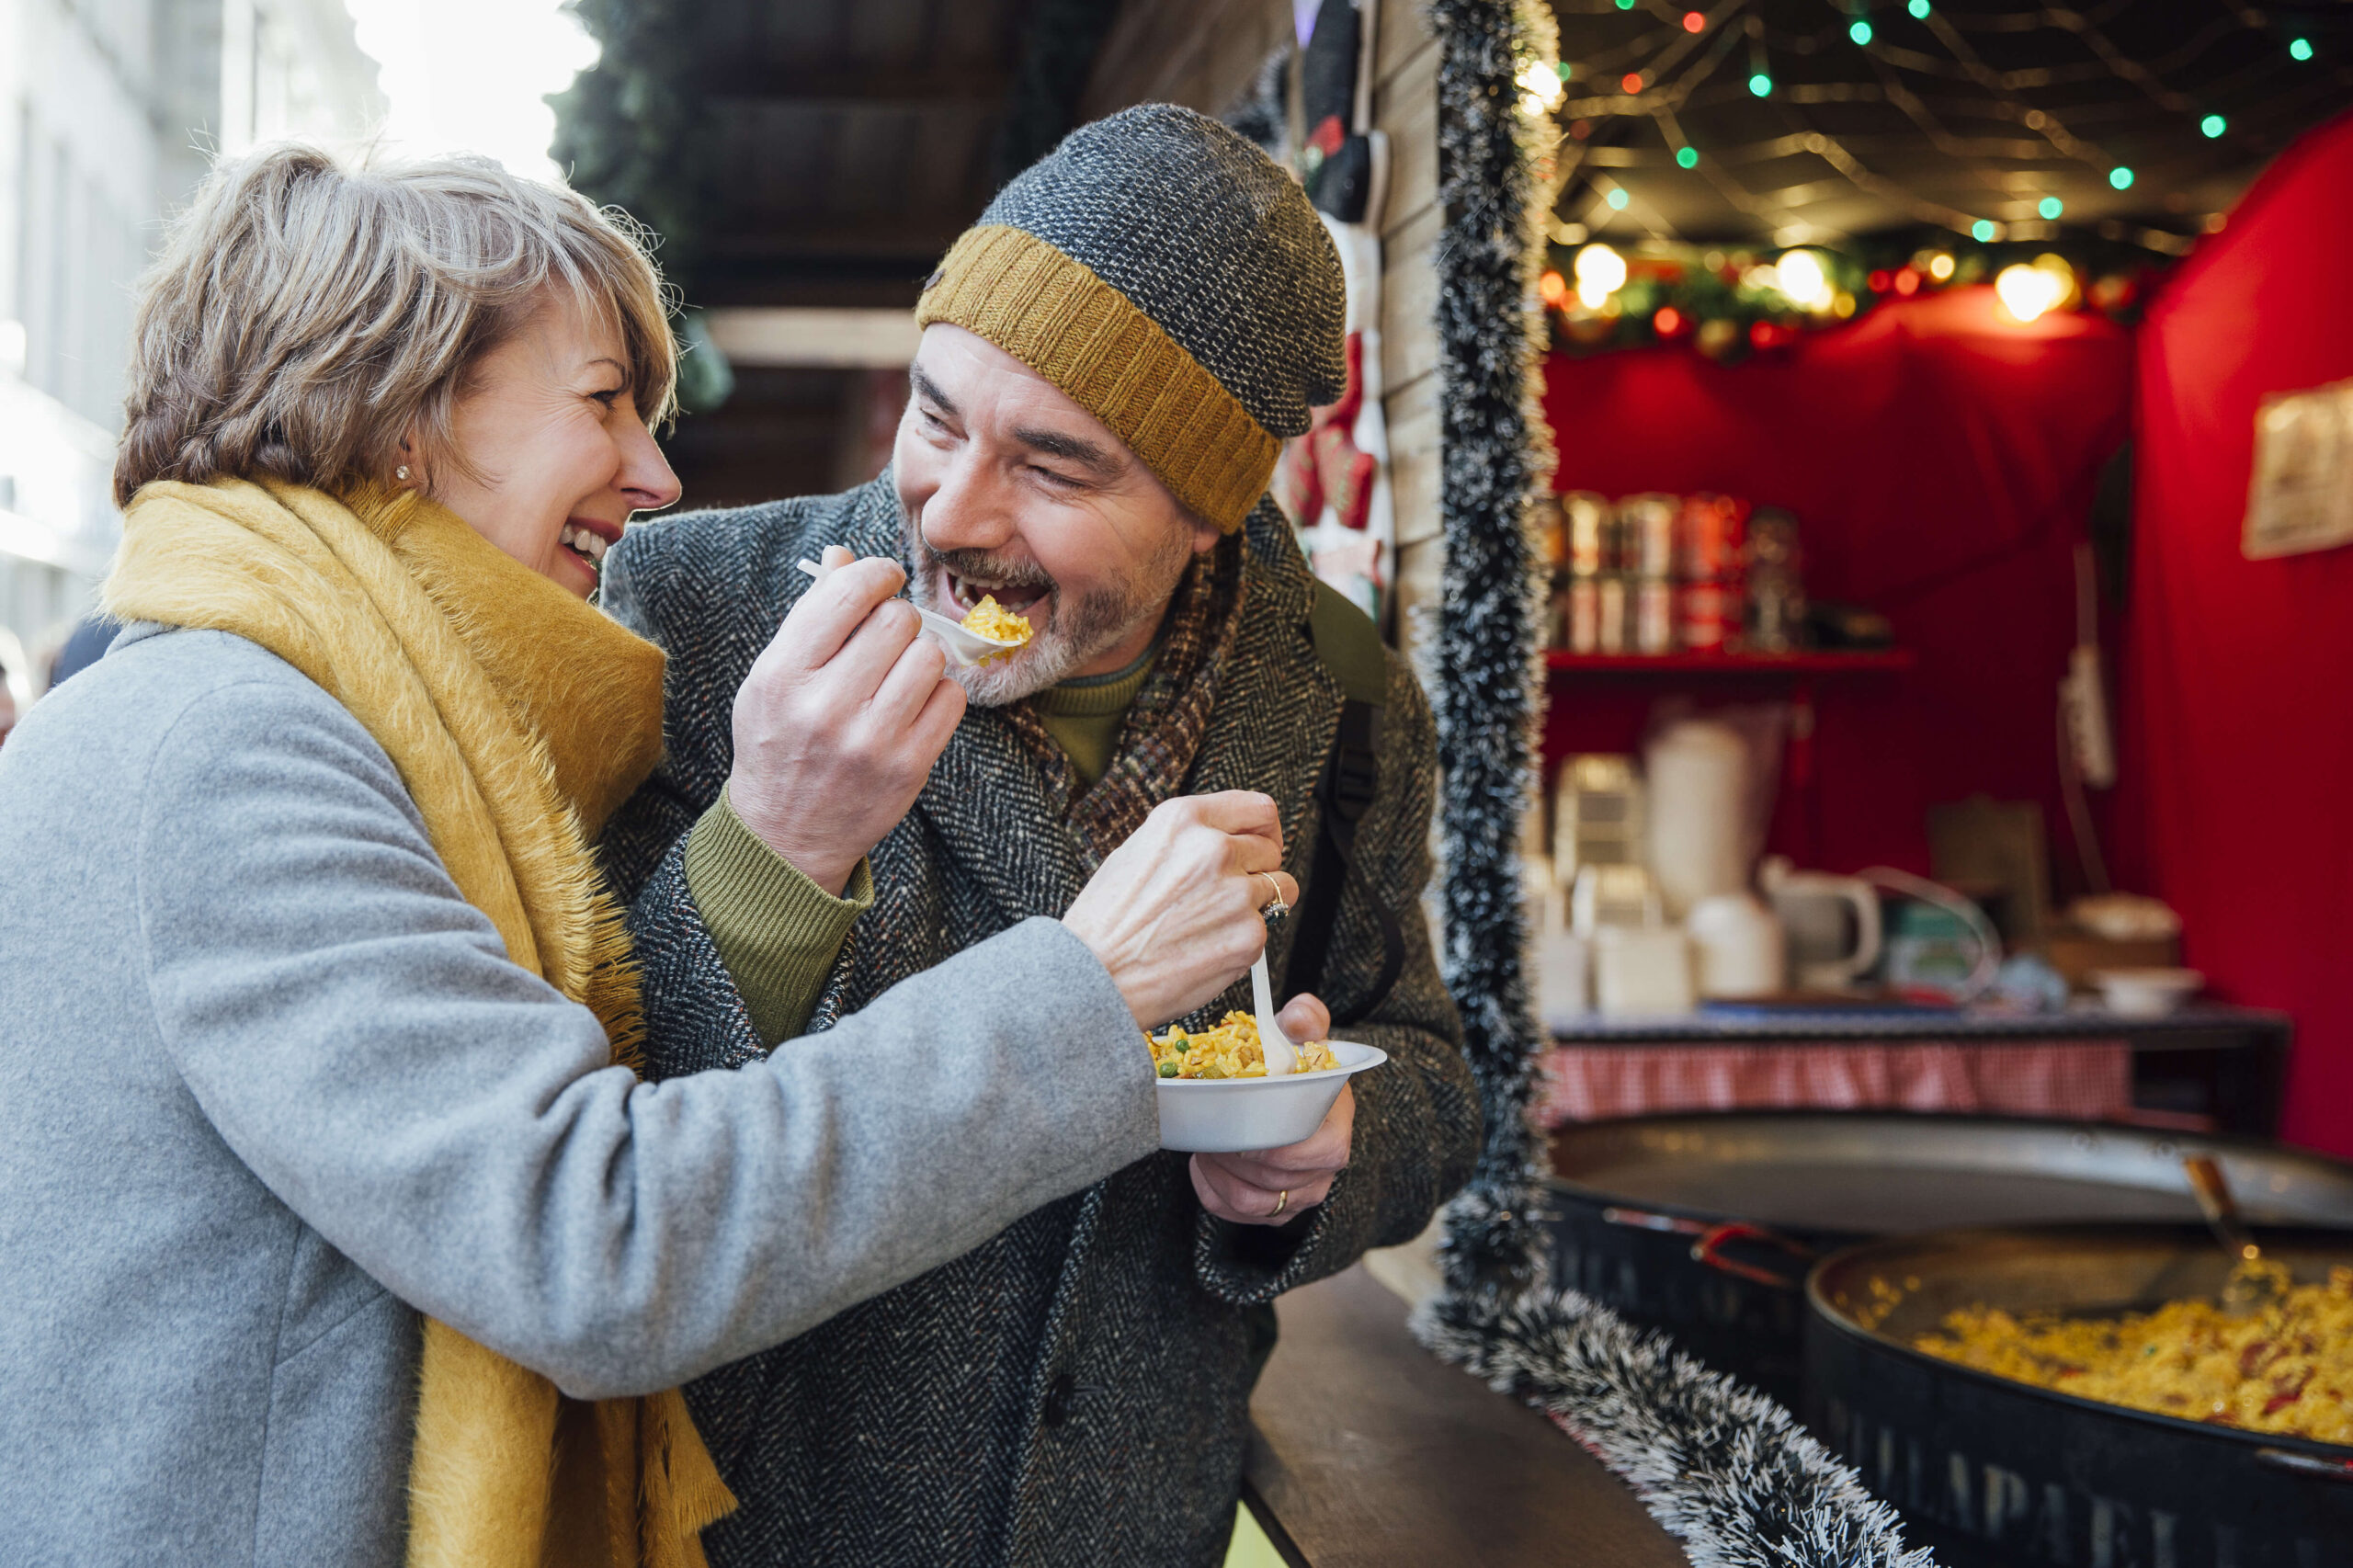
[114,144,677,506]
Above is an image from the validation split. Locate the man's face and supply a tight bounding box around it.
[893,324,1224,706]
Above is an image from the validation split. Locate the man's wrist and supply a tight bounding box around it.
[725,772,858,896]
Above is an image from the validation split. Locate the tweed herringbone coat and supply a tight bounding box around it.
[598,475,1479,1568]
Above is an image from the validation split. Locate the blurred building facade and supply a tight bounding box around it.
[0,0,381,702]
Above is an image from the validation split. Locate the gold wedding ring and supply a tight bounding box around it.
[1256,872,1290,921]
[1271,1188,1290,1217]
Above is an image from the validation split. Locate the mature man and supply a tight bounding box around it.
[600,105,1479,1565]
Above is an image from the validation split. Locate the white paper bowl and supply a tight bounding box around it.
[1154,1040,1388,1153]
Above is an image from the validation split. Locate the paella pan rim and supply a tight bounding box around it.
[1804,1221,2353,1462]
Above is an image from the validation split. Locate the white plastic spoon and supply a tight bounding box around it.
[1250,951,1302,1077]
[794,558,1028,667]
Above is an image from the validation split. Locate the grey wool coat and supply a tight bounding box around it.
[0,623,1167,1568]
[598,475,1481,1568]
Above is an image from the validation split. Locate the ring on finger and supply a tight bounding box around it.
[1270,1188,1290,1217]
[1256,871,1290,921]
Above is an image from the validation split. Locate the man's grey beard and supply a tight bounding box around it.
[900,499,1195,706]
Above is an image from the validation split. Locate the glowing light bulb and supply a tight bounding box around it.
[1518,60,1566,112]
[2290,38,2313,62]
[1776,248,1834,310]
[1607,187,1630,210]
[1995,263,2063,323]
[1908,0,1929,15]
[2109,166,2134,190]
[1682,11,1705,33]
[1849,19,1873,45]
[1749,73,1774,97]
[1927,252,1955,281]
[1676,146,1699,169]
[1539,270,1568,305]
[1972,219,1998,243]
[2039,196,2063,220]
[2201,114,2226,138]
[1621,72,1645,94]
[1574,244,1628,309]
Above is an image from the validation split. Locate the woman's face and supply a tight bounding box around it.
[420,290,680,598]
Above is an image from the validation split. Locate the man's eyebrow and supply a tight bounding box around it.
[909,363,959,419]
[1012,426,1121,480]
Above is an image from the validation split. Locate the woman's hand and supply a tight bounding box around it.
[728,544,966,894]
[1193,993,1350,1226]
[1061,791,1297,1030]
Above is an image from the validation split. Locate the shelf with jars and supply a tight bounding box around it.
[1536,489,1907,679]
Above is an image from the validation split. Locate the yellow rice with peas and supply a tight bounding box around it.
[1149,1012,1338,1080]
[959,596,1033,647]
[1913,1260,2353,1445]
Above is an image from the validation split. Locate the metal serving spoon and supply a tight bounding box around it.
[794,558,1028,667]
[2184,1154,2281,1312]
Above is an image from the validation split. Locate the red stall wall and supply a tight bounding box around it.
[2121,112,2353,1158]
[1540,293,2134,880]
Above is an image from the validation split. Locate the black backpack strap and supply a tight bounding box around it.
[1284,582,1405,1026]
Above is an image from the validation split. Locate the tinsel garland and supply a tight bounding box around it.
[1424,0,1558,1307]
[1415,1288,1936,1568]
[1415,5,1935,1562]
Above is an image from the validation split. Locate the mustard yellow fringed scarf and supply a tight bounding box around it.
[105,477,737,1568]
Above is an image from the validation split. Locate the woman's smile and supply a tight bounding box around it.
[560,515,622,576]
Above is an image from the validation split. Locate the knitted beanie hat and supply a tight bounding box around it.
[915,104,1347,533]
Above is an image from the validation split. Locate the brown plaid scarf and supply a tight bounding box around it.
[1001,531,1248,864]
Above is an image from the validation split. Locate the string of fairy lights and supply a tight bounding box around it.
[1511,0,2348,356]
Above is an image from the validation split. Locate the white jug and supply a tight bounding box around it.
[1643,720,1750,917]
[1760,858,1882,990]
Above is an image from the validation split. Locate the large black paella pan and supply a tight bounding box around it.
[1806,1224,2353,1568]
[1545,1113,2353,1404]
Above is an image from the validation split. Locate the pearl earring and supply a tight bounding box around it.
[395,465,411,483]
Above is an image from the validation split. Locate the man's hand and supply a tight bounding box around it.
[728,544,966,895]
[1061,792,1298,1030]
[1191,994,1351,1225]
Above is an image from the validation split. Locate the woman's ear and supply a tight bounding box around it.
[393,433,420,487]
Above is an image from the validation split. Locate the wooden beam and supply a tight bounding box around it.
[704,307,921,369]
[698,62,1010,103]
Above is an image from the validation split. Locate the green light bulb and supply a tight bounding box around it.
[2201,114,2226,138]
[1972,219,1996,242]
[2039,196,2063,220]
[1607,187,1631,210]
[2290,39,2313,62]
[1749,73,1773,97]
[1907,0,1929,15]
[1676,147,1699,169]
[2109,166,2133,190]
[1850,19,1873,45]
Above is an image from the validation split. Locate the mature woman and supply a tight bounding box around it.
[0,148,1299,1567]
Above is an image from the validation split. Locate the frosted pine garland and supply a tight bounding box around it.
[1416,1288,1937,1568]
[1426,0,1556,1305]
[1416,4,1936,1563]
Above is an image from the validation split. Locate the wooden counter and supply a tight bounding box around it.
[1243,1266,1685,1567]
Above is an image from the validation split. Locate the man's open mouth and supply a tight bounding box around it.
[942,566,1052,621]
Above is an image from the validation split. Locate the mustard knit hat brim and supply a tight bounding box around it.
[915,226,1280,533]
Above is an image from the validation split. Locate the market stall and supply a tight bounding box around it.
[1078,1,2353,1564]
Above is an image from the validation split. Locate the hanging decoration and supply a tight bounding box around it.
[1420,0,1556,1312]
[1420,1291,1934,1568]
[1270,0,1398,625]
[1542,233,2169,360]
[1536,0,2351,288]
[1415,4,1933,1561]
